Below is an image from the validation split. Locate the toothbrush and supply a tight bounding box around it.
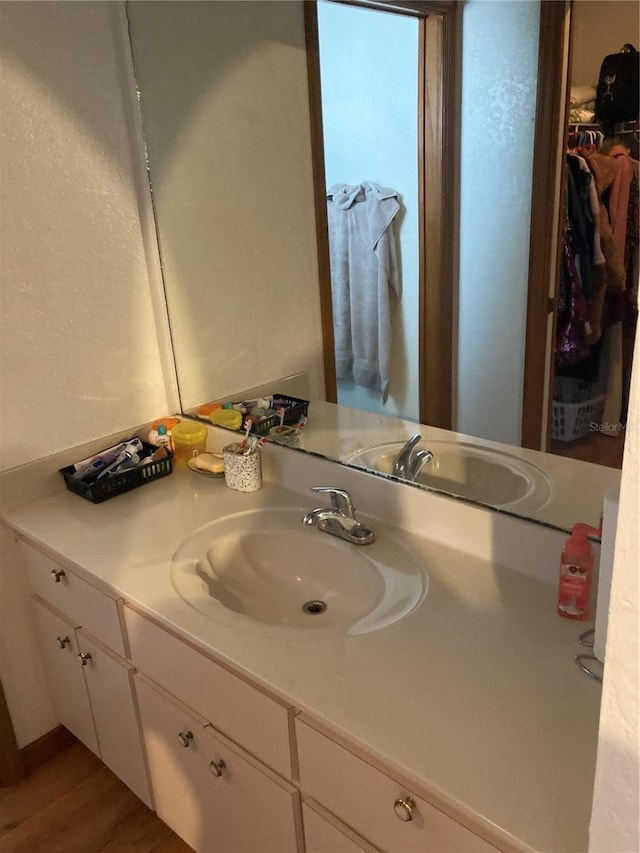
[240,418,253,450]
[243,435,267,456]
[95,449,140,480]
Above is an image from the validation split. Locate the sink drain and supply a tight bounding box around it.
[302,600,328,615]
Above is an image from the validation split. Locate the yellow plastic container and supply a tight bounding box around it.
[171,421,207,466]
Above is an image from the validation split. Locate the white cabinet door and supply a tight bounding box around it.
[135,674,301,853]
[77,630,152,808]
[31,596,99,755]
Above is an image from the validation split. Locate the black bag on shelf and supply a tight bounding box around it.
[595,44,639,136]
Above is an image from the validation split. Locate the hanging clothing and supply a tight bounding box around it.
[572,152,607,342]
[608,144,633,257]
[566,156,594,302]
[602,144,636,429]
[326,181,400,400]
[555,131,639,438]
[583,150,627,294]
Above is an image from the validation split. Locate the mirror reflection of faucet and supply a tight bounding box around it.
[302,486,375,545]
[392,434,433,482]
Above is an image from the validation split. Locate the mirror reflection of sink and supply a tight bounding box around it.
[170,509,427,636]
[347,440,553,512]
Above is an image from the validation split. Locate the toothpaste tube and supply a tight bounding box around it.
[71,438,143,481]
[95,446,142,480]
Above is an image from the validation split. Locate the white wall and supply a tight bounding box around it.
[317,2,419,422]
[0,1,169,471]
[0,0,171,746]
[589,334,640,851]
[457,0,540,445]
[127,0,326,410]
[571,0,640,87]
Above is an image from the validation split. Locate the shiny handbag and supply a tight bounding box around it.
[556,236,590,368]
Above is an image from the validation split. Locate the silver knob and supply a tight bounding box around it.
[209,758,226,777]
[78,652,92,666]
[177,730,194,748]
[56,635,70,649]
[51,568,66,583]
[393,796,416,822]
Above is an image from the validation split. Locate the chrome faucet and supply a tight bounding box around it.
[392,434,433,482]
[302,486,375,545]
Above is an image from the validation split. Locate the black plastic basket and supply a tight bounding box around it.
[60,440,173,504]
[250,395,310,436]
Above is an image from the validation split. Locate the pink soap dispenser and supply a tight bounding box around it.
[557,523,600,621]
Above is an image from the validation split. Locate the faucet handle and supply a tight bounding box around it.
[402,434,423,453]
[393,434,424,478]
[310,486,356,518]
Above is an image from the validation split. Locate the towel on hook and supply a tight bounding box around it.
[326,182,400,401]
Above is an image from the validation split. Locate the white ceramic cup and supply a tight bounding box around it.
[222,442,262,492]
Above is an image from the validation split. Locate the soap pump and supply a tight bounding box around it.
[557,523,600,621]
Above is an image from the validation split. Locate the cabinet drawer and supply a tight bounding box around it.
[19,539,126,657]
[135,674,301,853]
[296,717,498,853]
[124,605,293,779]
[303,799,380,853]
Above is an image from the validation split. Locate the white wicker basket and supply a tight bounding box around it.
[552,377,606,441]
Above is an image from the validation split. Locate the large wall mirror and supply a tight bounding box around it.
[126,0,634,532]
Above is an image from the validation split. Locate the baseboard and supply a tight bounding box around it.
[20,725,77,776]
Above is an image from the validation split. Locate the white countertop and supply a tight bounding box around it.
[3,466,601,853]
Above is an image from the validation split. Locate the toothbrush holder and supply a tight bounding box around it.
[268,425,304,449]
[222,442,262,492]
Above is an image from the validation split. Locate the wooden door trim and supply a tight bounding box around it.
[304,1,337,403]
[419,5,457,428]
[329,0,455,16]
[521,1,571,449]
[304,0,456,425]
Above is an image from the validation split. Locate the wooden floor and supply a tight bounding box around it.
[0,742,192,853]
[549,430,626,469]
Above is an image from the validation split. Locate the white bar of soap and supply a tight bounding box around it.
[192,453,225,474]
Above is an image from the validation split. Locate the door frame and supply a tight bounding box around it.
[521,1,572,449]
[304,0,457,428]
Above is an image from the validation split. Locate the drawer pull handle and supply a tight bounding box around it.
[51,568,66,583]
[209,758,226,777]
[78,652,92,666]
[56,635,70,649]
[177,730,194,748]
[394,796,416,822]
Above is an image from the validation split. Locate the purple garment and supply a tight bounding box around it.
[556,234,591,368]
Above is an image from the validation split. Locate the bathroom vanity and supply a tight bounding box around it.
[2,434,601,853]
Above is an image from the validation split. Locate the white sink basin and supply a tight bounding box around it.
[170,508,427,636]
[347,440,553,512]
